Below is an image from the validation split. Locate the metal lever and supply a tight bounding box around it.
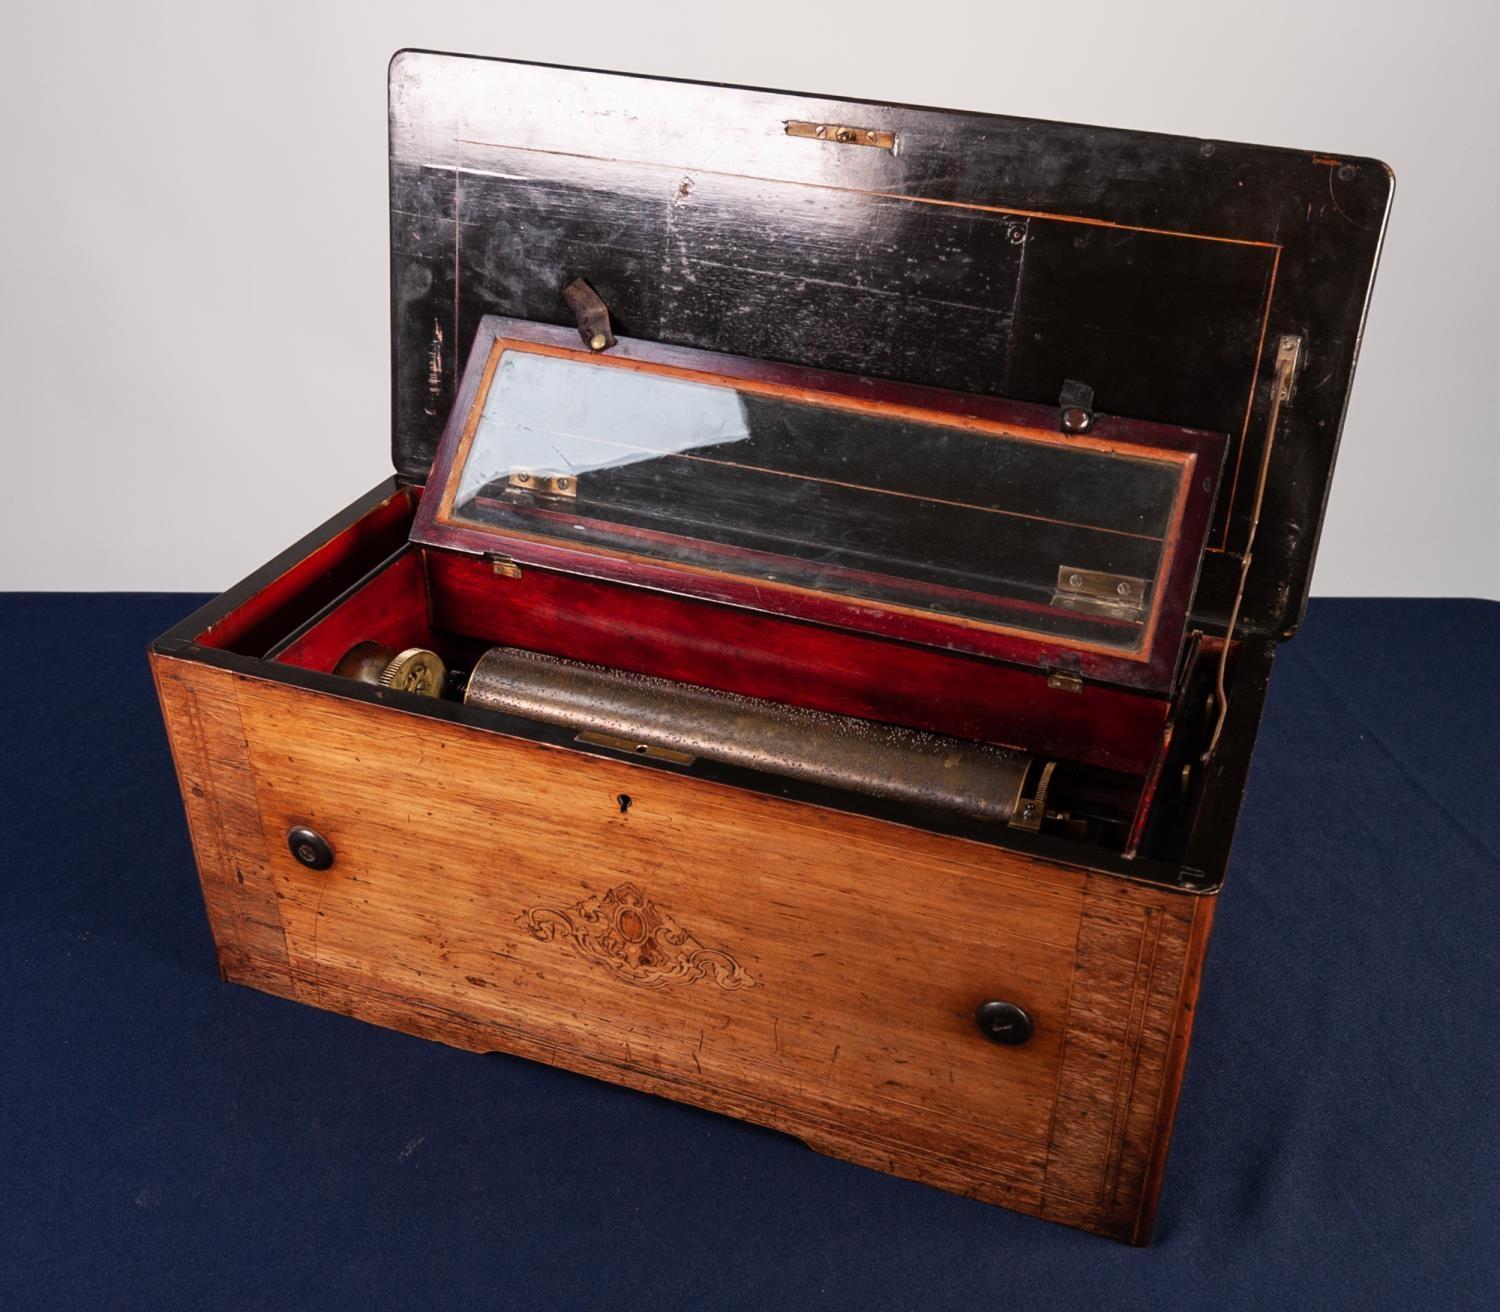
[1007,760,1057,832]
[1202,334,1303,765]
[1058,379,1095,434]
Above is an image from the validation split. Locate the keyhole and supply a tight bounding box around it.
[617,794,633,815]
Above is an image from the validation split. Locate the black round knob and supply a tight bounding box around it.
[975,1000,1033,1046]
[1060,405,1093,434]
[287,826,334,871]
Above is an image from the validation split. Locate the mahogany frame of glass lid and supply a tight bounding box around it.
[411,317,1228,694]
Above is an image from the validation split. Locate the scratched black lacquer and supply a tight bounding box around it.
[388,51,1392,642]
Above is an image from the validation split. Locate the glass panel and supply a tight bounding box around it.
[442,346,1189,652]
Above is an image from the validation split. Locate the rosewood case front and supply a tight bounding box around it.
[151,479,1245,1243]
[151,51,1390,1243]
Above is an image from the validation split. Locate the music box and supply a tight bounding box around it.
[151,51,1391,1241]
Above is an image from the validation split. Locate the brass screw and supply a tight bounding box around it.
[556,477,571,491]
[835,127,855,143]
[1117,582,1130,596]
[1069,573,1082,588]
[515,472,531,484]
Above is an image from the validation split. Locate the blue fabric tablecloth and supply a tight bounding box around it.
[3,595,1496,1310]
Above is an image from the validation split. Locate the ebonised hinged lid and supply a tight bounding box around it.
[389,51,1392,645]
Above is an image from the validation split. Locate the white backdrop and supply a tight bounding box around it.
[2,0,1493,597]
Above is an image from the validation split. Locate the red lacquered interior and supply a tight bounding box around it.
[177,483,1269,866]
[423,549,1167,776]
[258,538,1170,782]
[178,485,1196,850]
[200,487,1172,781]
[196,487,417,655]
[276,548,436,671]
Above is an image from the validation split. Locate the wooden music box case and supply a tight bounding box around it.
[151,52,1391,1242]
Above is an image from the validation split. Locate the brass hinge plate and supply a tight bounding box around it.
[1046,669,1084,693]
[508,472,577,498]
[785,120,896,151]
[1052,567,1149,620]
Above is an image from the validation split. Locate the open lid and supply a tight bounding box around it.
[390,52,1392,642]
[411,316,1225,692]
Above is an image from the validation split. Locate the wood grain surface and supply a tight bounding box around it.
[154,653,1214,1241]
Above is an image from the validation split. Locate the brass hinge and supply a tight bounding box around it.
[785,120,896,151]
[487,555,523,579]
[508,472,577,498]
[1046,669,1084,694]
[1052,567,1148,621]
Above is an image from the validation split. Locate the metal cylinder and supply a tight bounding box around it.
[464,645,1037,824]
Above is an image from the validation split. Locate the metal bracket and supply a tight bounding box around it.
[562,278,615,352]
[1058,379,1095,434]
[576,731,696,766]
[1052,567,1148,620]
[1007,761,1057,832]
[1273,333,1303,405]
